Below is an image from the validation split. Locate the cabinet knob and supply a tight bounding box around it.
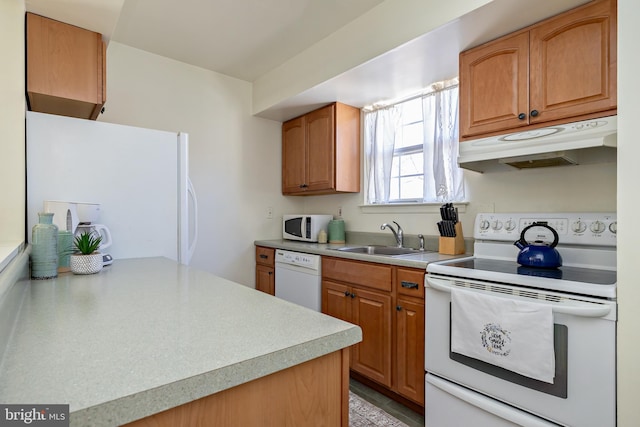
[299,184,308,188]
[344,290,350,297]
[350,292,356,299]
[530,109,539,117]
[518,113,526,120]
[396,305,402,311]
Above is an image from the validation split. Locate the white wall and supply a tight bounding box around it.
[253,0,491,114]
[302,162,617,240]
[616,1,640,425]
[0,0,26,244]
[101,42,302,286]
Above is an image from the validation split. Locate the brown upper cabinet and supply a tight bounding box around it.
[282,103,360,195]
[459,0,617,140]
[26,13,106,120]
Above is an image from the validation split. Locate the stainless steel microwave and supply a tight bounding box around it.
[282,214,333,242]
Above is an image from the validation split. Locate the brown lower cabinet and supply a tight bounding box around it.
[322,257,425,407]
[395,267,426,405]
[124,348,350,426]
[255,246,275,295]
[323,280,393,387]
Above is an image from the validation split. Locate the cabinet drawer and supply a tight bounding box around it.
[255,246,275,267]
[396,268,425,299]
[322,257,392,292]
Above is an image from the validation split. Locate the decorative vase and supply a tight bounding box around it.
[31,212,58,279]
[70,253,103,275]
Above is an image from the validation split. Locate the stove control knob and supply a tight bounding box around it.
[609,221,617,234]
[572,220,587,233]
[479,220,490,231]
[590,220,606,234]
[505,220,517,231]
[491,220,503,230]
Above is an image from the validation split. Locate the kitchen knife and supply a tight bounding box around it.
[442,220,456,237]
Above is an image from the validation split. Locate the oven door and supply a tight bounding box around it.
[425,274,616,427]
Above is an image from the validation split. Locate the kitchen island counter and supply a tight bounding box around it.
[0,257,361,426]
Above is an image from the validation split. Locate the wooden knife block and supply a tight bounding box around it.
[439,222,465,255]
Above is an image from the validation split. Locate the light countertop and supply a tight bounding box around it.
[0,257,361,426]
[254,238,469,268]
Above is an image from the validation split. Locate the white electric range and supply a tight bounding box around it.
[425,212,617,427]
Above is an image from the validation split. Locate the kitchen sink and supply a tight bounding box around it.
[333,245,422,256]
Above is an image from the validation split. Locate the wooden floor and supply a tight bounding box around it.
[349,379,424,427]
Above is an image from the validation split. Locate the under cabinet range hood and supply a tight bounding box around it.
[458,116,617,173]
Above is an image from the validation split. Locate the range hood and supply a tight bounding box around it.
[458,116,617,173]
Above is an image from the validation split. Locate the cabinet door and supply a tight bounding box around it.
[459,32,530,138]
[282,116,306,194]
[255,264,275,295]
[306,104,335,192]
[26,13,105,120]
[395,297,425,405]
[322,280,352,323]
[351,287,392,388]
[529,0,616,124]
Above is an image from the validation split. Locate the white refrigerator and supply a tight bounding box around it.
[26,111,198,265]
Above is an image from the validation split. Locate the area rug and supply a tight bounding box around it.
[349,391,409,427]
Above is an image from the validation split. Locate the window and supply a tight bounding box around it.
[364,80,465,205]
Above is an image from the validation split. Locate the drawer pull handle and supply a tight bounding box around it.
[259,254,268,259]
[401,281,419,289]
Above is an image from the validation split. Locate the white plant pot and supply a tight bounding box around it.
[70,253,103,275]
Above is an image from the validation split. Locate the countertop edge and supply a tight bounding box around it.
[72,327,361,426]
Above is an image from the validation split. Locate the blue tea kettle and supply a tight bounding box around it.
[514,222,563,269]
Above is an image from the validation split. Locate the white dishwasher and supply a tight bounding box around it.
[274,249,322,312]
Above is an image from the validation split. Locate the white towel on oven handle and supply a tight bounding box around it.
[451,288,555,384]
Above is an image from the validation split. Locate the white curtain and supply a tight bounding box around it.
[423,85,465,202]
[364,106,401,204]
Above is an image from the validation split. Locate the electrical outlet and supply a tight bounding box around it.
[267,207,273,219]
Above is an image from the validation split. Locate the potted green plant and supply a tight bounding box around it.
[70,232,103,274]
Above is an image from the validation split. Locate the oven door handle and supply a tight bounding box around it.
[425,276,613,318]
[426,374,560,427]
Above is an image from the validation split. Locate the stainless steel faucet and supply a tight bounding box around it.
[381,221,404,247]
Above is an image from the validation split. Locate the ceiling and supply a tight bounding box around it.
[25,0,591,122]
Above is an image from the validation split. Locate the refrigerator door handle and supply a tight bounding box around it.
[187,176,198,263]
